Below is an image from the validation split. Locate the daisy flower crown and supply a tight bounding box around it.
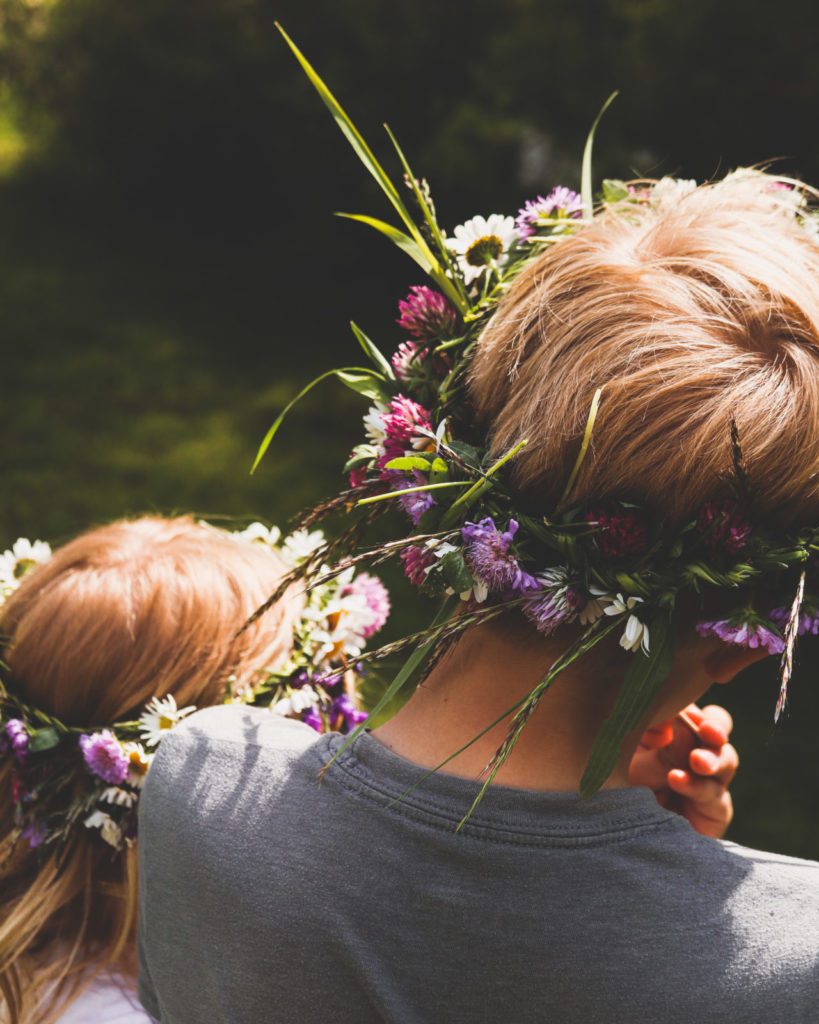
[0,524,390,853]
[253,27,819,821]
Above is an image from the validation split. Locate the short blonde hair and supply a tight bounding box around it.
[0,516,300,1024]
[470,172,819,526]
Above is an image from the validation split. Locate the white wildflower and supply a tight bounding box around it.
[233,522,281,547]
[282,528,326,566]
[578,585,611,625]
[448,214,517,284]
[122,741,153,787]
[84,810,123,849]
[0,538,52,600]
[363,403,389,446]
[650,177,697,208]
[139,694,196,748]
[100,787,137,808]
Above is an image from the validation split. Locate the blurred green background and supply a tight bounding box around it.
[0,0,817,856]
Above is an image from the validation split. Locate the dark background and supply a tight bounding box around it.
[0,0,817,856]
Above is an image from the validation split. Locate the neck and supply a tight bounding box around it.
[373,616,708,793]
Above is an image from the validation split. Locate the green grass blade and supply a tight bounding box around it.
[383,124,468,313]
[276,24,432,257]
[441,439,528,527]
[581,91,618,220]
[579,609,676,797]
[350,321,395,380]
[337,213,435,273]
[320,595,459,769]
[251,366,384,473]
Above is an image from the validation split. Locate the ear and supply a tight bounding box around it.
[702,643,770,684]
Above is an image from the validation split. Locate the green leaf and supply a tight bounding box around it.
[251,366,385,473]
[429,456,449,484]
[581,92,619,220]
[29,727,60,753]
[349,321,395,380]
[601,178,629,202]
[275,24,437,265]
[580,610,677,798]
[447,440,482,469]
[439,549,474,594]
[344,444,378,472]
[338,214,435,274]
[383,455,435,472]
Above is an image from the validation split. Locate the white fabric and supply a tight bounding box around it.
[54,977,150,1023]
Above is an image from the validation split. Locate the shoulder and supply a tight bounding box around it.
[139,706,323,833]
[718,838,819,898]
[55,977,150,1024]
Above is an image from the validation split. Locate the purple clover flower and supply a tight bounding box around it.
[696,617,784,655]
[523,569,583,636]
[330,694,368,734]
[396,285,458,342]
[5,719,29,762]
[302,706,324,733]
[461,517,539,595]
[399,545,436,587]
[515,186,583,238]
[342,572,391,638]
[79,730,129,785]
[391,340,421,382]
[770,605,819,637]
[378,395,433,470]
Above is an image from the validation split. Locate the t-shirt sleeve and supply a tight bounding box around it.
[137,904,161,1021]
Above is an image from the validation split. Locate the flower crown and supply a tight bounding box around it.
[254,27,819,820]
[0,523,390,852]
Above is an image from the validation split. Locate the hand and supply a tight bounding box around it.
[629,704,739,839]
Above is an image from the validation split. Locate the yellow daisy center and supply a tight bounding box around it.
[465,234,503,267]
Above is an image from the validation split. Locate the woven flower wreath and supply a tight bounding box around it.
[0,524,389,852]
[253,27,819,821]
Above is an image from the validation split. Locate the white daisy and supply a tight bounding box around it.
[447,214,518,284]
[620,613,650,655]
[272,684,318,717]
[578,585,611,625]
[122,741,153,787]
[100,786,138,808]
[138,694,196,748]
[363,403,389,446]
[0,537,52,599]
[84,810,123,849]
[233,522,281,547]
[649,177,697,208]
[282,528,326,566]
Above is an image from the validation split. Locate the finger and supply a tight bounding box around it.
[700,704,734,737]
[687,791,734,839]
[667,769,726,806]
[690,742,739,785]
[639,721,675,750]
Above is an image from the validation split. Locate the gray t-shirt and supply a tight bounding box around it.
[138,705,819,1023]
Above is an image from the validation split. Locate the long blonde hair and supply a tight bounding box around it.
[0,516,300,1023]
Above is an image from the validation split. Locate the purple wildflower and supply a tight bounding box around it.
[396,285,458,342]
[696,617,784,655]
[378,395,433,469]
[79,730,129,785]
[393,470,436,525]
[391,340,422,382]
[5,719,29,762]
[302,706,324,733]
[770,605,819,637]
[400,545,436,587]
[342,572,391,638]
[21,821,45,849]
[461,518,539,595]
[696,499,752,557]
[330,694,368,734]
[515,186,583,238]
[523,569,583,635]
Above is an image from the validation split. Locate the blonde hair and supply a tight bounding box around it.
[471,172,819,526]
[0,516,300,1023]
